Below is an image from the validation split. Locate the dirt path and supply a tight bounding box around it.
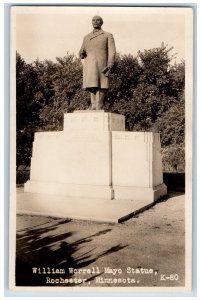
[16,192,185,288]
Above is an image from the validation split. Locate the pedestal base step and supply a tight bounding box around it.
[24,180,113,200]
[17,188,157,223]
[24,181,167,201]
[114,184,167,201]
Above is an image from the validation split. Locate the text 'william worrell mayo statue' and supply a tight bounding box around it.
[79,15,116,110]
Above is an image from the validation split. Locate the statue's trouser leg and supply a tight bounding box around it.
[95,89,105,110]
[90,88,106,110]
[90,91,96,110]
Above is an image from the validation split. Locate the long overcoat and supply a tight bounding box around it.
[79,30,116,90]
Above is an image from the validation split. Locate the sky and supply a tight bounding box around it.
[13,6,189,64]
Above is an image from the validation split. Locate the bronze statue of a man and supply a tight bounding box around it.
[79,16,116,110]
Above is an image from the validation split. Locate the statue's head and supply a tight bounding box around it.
[92,15,103,29]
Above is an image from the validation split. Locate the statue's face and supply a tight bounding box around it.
[92,16,103,29]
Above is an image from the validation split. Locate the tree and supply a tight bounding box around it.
[104,44,184,131]
[16,53,41,131]
[104,53,141,110]
[37,54,86,130]
[154,92,185,148]
[162,144,185,172]
[16,53,42,168]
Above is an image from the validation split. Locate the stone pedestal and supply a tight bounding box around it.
[23,110,167,221]
[25,111,125,199]
[112,131,167,200]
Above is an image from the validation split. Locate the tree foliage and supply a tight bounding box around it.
[16,44,185,171]
[16,53,41,168]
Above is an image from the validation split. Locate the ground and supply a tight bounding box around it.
[16,192,185,288]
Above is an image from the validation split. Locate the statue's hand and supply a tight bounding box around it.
[79,49,87,59]
[102,66,111,77]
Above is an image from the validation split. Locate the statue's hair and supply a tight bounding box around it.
[92,15,103,24]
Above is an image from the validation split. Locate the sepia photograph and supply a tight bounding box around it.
[9,5,193,292]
